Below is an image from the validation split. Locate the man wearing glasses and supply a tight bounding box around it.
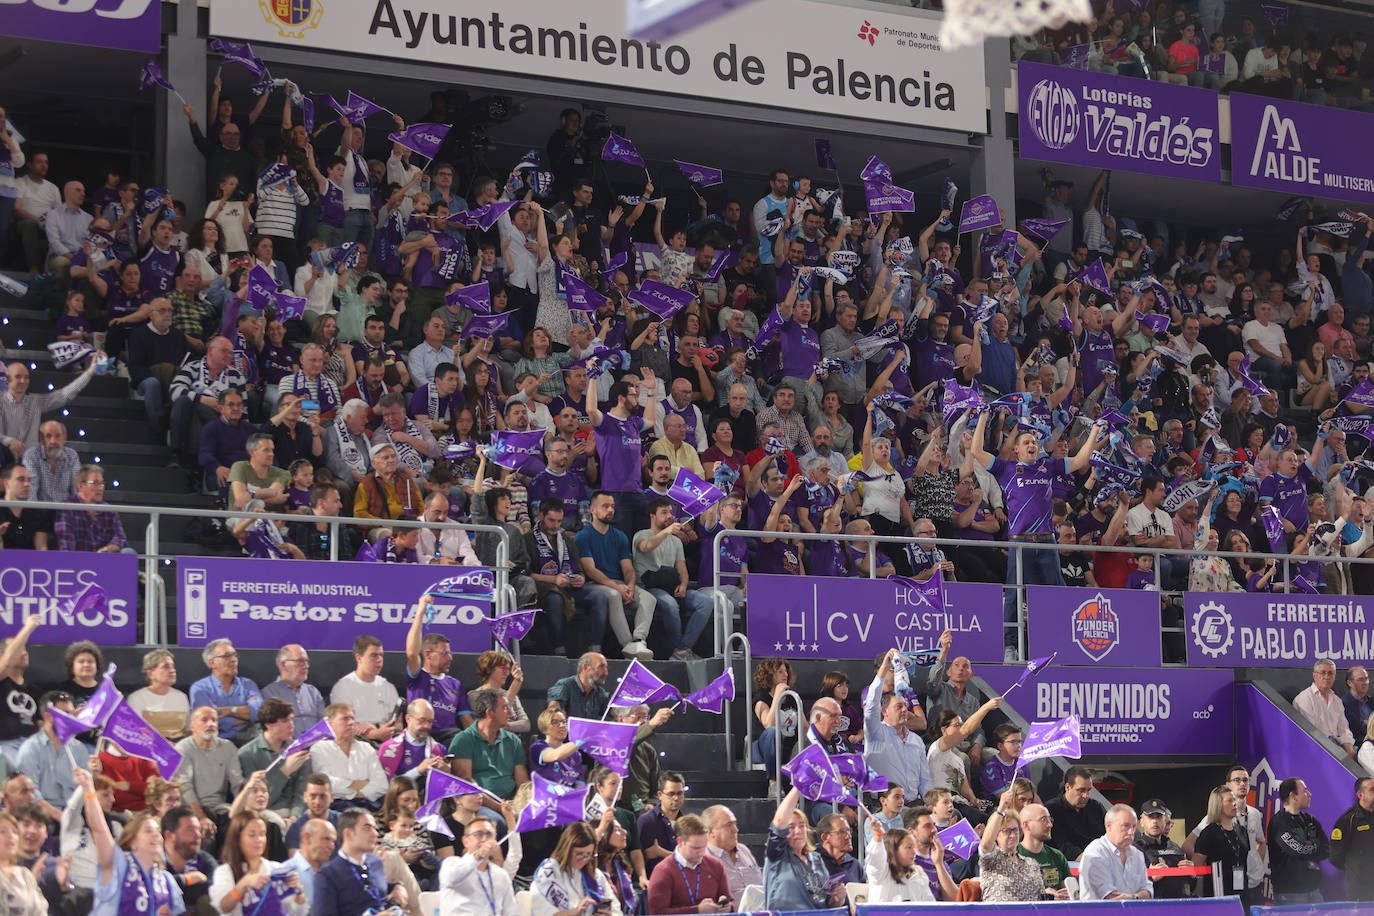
[1183,764,1267,901]
[263,644,325,738]
[188,638,263,745]
[436,815,518,914]
[980,724,1029,798]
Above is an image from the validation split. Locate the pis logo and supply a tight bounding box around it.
[259,0,323,39]
[1071,592,1120,662]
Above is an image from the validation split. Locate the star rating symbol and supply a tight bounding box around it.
[811,643,820,652]
[775,642,783,651]
[786,642,795,652]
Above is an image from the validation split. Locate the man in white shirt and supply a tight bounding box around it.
[308,703,388,807]
[336,116,373,246]
[437,815,519,915]
[43,180,92,282]
[863,651,934,800]
[1126,477,1184,588]
[1079,805,1153,900]
[416,492,480,565]
[497,202,539,329]
[328,635,400,743]
[1293,659,1357,756]
[1241,300,1291,393]
[14,151,59,274]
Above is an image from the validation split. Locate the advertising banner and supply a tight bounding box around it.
[1235,684,1355,901]
[178,557,492,651]
[1186,591,1374,667]
[746,575,1003,662]
[981,665,1235,755]
[1230,93,1374,204]
[6,0,161,53]
[210,0,987,132]
[1028,586,1163,667]
[857,899,1244,915]
[1017,60,1222,182]
[0,550,138,645]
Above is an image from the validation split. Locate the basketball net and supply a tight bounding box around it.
[939,0,1094,51]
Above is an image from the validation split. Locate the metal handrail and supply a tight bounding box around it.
[722,631,753,771]
[0,497,513,646]
[775,688,805,790]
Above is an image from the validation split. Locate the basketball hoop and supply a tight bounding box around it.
[938,0,1094,51]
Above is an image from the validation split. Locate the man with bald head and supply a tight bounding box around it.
[1018,802,1071,899]
[708,382,759,453]
[287,816,339,909]
[262,644,326,738]
[647,410,705,478]
[0,358,94,461]
[799,697,850,821]
[22,420,79,502]
[168,335,248,466]
[43,179,92,284]
[127,297,192,434]
[378,698,446,780]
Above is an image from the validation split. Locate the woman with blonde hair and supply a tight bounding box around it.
[764,787,844,911]
[75,767,185,916]
[127,648,190,741]
[1192,785,1250,900]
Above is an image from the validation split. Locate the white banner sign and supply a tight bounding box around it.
[210,0,987,133]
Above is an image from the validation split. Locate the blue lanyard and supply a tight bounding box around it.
[475,864,497,914]
[674,858,701,905]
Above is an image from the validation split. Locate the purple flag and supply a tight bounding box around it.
[446,282,492,315]
[1341,378,1374,409]
[245,264,278,310]
[48,341,95,369]
[258,162,295,193]
[705,248,738,282]
[490,609,539,648]
[629,279,696,320]
[1022,217,1069,243]
[683,669,735,714]
[341,90,386,122]
[568,717,638,775]
[1076,259,1113,297]
[514,148,542,170]
[1260,3,1288,26]
[667,466,726,518]
[601,252,629,285]
[280,717,334,759]
[1062,43,1092,69]
[417,768,487,818]
[209,39,267,79]
[1137,311,1171,335]
[426,568,496,600]
[138,60,177,94]
[272,292,307,322]
[601,132,645,169]
[863,178,915,214]
[300,96,314,133]
[50,663,123,745]
[1009,653,1057,692]
[463,311,513,340]
[781,743,846,802]
[607,659,681,708]
[515,772,587,833]
[937,820,981,860]
[62,582,108,618]
[889,567,945,613]
[560,270,608,314]
[1096,407,1131,428]
[447,200,518,231]
[1329,414,1374,445]
[859,155,892,182]
[101,698,183,778]
[674,159,723,187]
[1261,504,1286,551]
[1237,355,1273,397]
[831,754,887,794]
[487,428,546,476]
[1292,574,1319,595]
[1016,715,1082,770]
[815,139,837,171]
[387,123,450,159]
[958,195,1003,233]
[941,379,984,426]
[1162,478,1216,514]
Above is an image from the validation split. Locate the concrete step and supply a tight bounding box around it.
[29,369,130,398]
[64,416,163,444]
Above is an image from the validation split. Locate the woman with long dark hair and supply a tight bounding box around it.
[209,810,307,915]
[529,820,620,916]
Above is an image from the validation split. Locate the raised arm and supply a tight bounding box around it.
[406,595,429,676]
[72,767,115,876]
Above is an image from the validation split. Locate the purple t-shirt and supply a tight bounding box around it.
[1125,569,1156,590]
[594,411,645,492]
[408,385,460,422]
[697,522,746,586]
[405,668,470,731]
[55,315,90,340]
[778,319,820,379]
[318,179,344,228]
[914,336,956,387]
[846,542,892,574]
[808,541,850,578]
[1246,571,1273,593]
[138,245,180,298]
[529,470,588,524]
[754,539,802,575]
[528,738,585,787]
[1079,327,1115,396]
[1259,463,1313,529]
[788,481,836,527]
[953,501,995,540]
[990,456,1070,537]
[259,343,299,386]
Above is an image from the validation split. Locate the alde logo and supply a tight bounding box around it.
[1249,104,1321,185]
[259,0,323,39]
[1025,79,1081,150]
[1070,592,1120,661]
[858,21,879,45]
[1191,599,1234,659]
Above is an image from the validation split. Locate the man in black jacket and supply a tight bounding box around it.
[1331,776,1374,901]
[1044,766,1108,861]
[1268,777,1329,905]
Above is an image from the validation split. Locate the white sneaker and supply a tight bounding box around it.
[623,641,654,661]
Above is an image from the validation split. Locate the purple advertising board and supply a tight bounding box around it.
[980,665,1234,756]
[0,550,138,645]
[746,575,1003,662]
[1235,683,1355,901]
[178,557,493,652]
[1017,60,1221,182]
[858,899,1245,916]
[1186,591,1374,667]
[1028,586,1163,666]
[1230,92,1374,204]
[7,0,161,53]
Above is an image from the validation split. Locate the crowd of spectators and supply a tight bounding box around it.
[1017,0,1374,109]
